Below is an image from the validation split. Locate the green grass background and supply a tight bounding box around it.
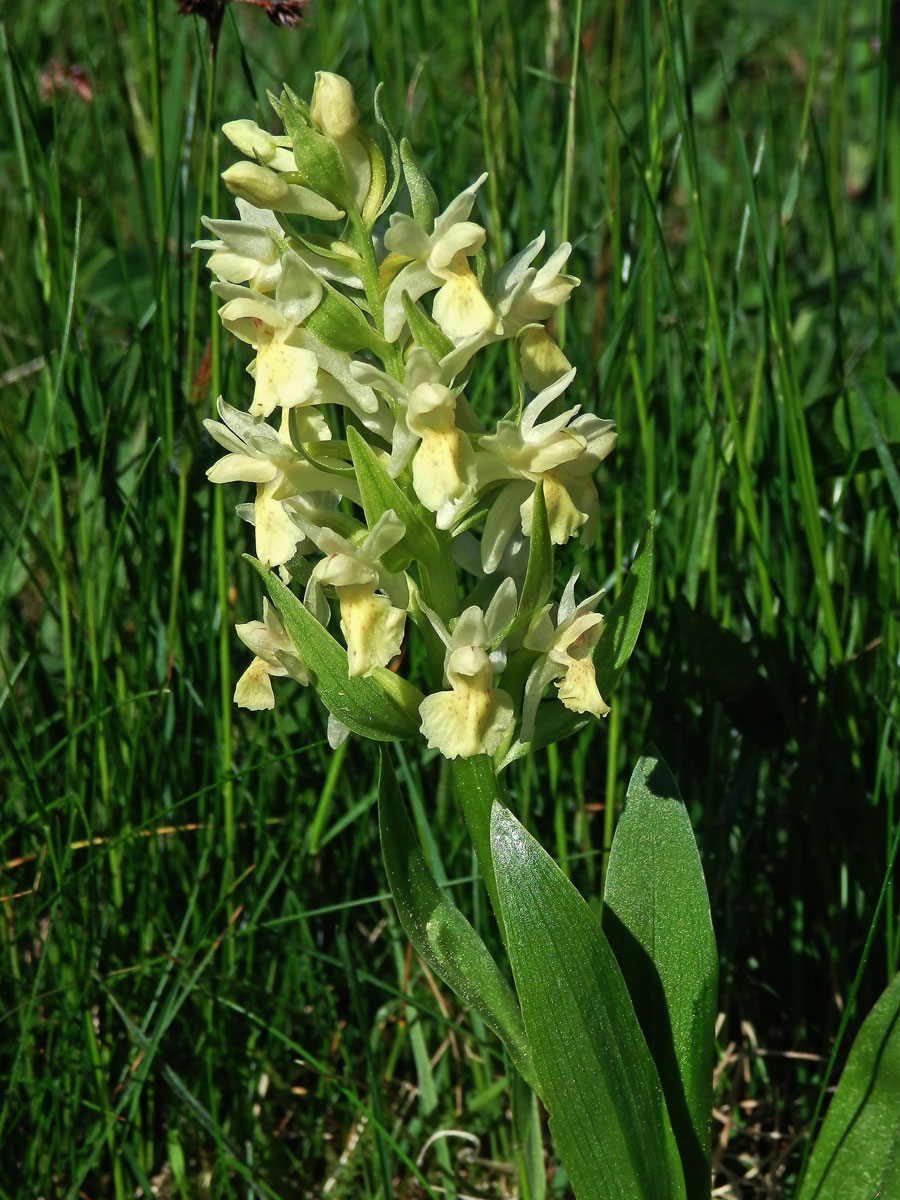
[1,0,898,1195]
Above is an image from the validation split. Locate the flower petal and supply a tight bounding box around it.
[418,683,513,759]
[207,453,276,485]
[234,658,277,710]
[339,588,406,677]
[432,271,496,340]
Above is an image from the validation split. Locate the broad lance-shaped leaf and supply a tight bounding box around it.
[491,802,687,1200]
[602,750,718,1200]
[797,970,900,1200]
[247,557,422,741]
[377,754,538,1092]
[497,514,654,770]
[346,425,440,571]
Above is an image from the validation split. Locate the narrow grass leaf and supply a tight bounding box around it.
[512,1072,547,1200]
[602,749,718,1200]
[491,802,687,1200]
[798,970,900,1200]
[850,376,900,518]
[248,556,422,741]
[377,753,537,1090]
[594,512,654,698]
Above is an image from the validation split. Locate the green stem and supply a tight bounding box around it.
[186,48,218,387]
[347,206,403,379]
[147,0,175,459]
[417,532,459,684]
[450,755,509,934]
[306,739,349,854]
[557,0,584,350]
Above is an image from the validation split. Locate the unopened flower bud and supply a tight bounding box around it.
[222,120,295,171]
[310,72,359,140]
[308,72,379,218]
[222,161,344,220]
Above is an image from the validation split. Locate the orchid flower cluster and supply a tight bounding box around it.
[200,72,617,761]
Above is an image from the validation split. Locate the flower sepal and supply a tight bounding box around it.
[355,127,388,228]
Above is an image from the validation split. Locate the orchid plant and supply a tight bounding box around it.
[197,74,896,1200]
[194,66,688,1199]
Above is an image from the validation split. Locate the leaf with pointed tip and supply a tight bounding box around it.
[593,513,654,698]
[373,84,401,219]
[401,292,455,362]
[378,754,538,1090]
[797,970,900,1200]
[400,138,439,230]
[492,802,687,1200]
[603,750,718,1200]
[246,557,422,741]
[346,425,440,571]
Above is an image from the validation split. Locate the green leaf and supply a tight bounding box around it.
[602,750,718,1200]
[401,291,455,361]
[491,803,687,1200]
[594,513,654,698]
[246,556,422,741]
[798,971,900,1200]
[806,374,900,477]
[377,754,537,1090]
[306,278,390,356]
[373,83,401,219]
[850,376,900,519]
[346,425,440,570]
[400,138,439,230]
